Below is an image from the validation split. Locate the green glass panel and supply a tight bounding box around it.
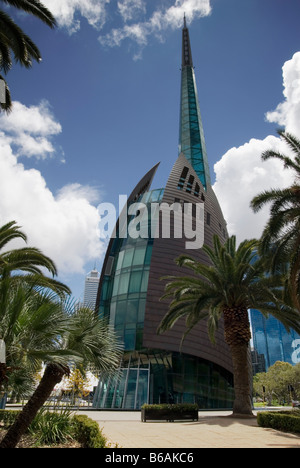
[115,301,127,325]
[112,275,120,297]
[116,250,125,270]
[118,272,130,294]
[144,244,153,265]
[138,298,146,322]
[123,249,134,268]
[127,300,138,322]
[141,270,149,292]
[132,246,146,266]
[129,271,142,293]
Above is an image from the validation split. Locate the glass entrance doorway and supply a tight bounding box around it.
[94,367,149,410]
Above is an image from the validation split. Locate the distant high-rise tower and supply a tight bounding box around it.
[93,19,234,410]
[83,269,100,309]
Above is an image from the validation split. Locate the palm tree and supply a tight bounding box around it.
[157,235,300,416]
[0,220,70,295]
[0,0,56,111]
[0,292,123,448]
[251,130,300,311]
[0,220,70,396]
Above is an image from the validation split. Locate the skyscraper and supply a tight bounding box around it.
[93,20,234,410]
[250,309,300,371]
[83,268,100,310]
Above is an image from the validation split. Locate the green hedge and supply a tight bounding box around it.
[257,410,300,434]
[141,403,199,412]
[72,415,108,448]
[0,410,109,448]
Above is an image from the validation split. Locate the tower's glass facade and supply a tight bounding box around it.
[179,25,211,190]
[99,189,164,351]
[250,309,300,370]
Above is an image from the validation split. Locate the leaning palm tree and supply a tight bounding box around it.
[0,291,123,448]
[251,130,300,311]
[0,0,56,111]
[158,235,300,416]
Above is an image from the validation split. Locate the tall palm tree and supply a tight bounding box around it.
[0,0,56,111]
[251,130,300,311]
[157,235,300,416]
[0,291,123,448]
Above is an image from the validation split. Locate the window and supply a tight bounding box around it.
[186,175,194,193]
[118,272,130,295]
[194,183,200,197]
[177,166,189,190]
[129,271,142,294]
[132,246,146,266]
[207,212,211,225]
[123,249,134,268]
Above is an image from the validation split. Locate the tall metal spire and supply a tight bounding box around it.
[179,17,211,190]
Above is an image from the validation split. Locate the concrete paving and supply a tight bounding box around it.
[76,409,300,449]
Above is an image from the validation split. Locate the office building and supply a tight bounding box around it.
[83,269,100,310]
[250,309,300,371]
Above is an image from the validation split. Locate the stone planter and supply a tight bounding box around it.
[141,404,198,422]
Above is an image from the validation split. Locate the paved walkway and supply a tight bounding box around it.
[77,409,300,449]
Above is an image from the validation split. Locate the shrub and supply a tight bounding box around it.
[257,410,300,434]
[1,409,109,448]
[72,415,108,448]
[0,409,19,428]
[28,408,74,446]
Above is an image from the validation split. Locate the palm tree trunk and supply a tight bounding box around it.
[0,363,69,449]
[223,306,253,416]
[230,343,253,416]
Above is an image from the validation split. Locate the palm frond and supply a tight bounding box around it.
[1,0,57,28]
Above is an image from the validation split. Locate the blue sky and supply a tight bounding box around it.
[1,0,300,301]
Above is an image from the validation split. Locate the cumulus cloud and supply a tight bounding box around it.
[99,0,211,50]
[0,100,61,159]
[0,101,105,277]
[213,52,300,244]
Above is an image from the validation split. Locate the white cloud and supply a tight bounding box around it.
[213,52,300,245]
[0,100,61,159]
[265,51,300,136]
[117,0,146,22]
[99,0,211,49]
[42,0,109,33]
[0,102,105,277]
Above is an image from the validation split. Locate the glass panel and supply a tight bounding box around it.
[118,272,130,295]
[132,246,146,266]
[110,302,116,326]
[138,298,146,322]
[116,250,125,270]
[129,271,142,293]
[112,275,120,297]
[136,370,149,408]
[127,300,138,322]
[141,270,149,292]
[123,249,134,268]
[124,369,137,409]
[144,244,153,265]
[124,325,136,350]
[115,301,127,325]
